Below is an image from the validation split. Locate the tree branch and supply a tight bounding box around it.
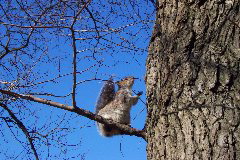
[0,89,146,140]
[69,0,92,108]
[0,103,39,160]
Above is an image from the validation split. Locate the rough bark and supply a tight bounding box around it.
[146,0,240,159]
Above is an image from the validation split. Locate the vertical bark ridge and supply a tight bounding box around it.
[146,0,240,159]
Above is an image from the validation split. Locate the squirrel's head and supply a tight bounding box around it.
[116,76,135,89]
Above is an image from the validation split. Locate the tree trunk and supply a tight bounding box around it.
[145,0,240,159]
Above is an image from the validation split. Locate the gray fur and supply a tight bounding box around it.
[96,77,141,137]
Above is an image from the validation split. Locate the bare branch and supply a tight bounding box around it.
[0,23,70,29]
[0,27,34,60]
[0,103,39,160]
[69,0,92,108]
[0,89,146,140]
[16,63,98,88]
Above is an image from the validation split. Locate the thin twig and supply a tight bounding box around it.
[0,103,39,160]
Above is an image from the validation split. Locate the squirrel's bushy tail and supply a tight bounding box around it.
[95,78,115,114]
[97,123,122,137]
[95,78,116,137]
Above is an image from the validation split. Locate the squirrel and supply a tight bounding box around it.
[95,76,143,137]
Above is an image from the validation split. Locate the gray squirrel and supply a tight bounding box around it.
[95,76,143,137]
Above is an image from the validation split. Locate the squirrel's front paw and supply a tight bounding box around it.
[137,91,143,96]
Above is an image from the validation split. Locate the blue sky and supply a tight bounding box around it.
[0,0,155,159]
